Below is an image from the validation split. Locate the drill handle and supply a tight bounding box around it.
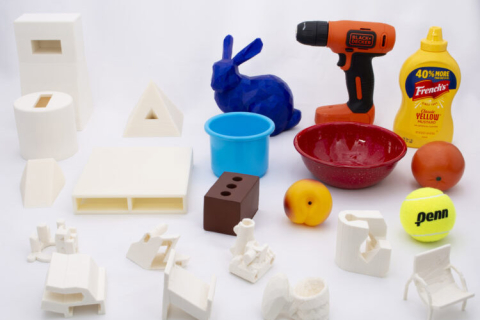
[345,53,384,114]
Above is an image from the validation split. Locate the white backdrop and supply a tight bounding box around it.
[1,0,480,319]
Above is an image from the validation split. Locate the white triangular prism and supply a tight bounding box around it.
[123,81,183,137]
[20,158,65,208]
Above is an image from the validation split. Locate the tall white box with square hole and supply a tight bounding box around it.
[14,13,93,131]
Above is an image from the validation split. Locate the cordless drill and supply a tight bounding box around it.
[296,21,396,124]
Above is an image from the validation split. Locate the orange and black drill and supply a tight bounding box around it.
[296,20,396,124]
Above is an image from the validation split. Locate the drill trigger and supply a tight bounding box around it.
[337,53,346,67]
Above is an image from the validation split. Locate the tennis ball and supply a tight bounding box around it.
[400,187,455,242]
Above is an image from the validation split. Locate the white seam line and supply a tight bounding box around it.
[405,194,445,201]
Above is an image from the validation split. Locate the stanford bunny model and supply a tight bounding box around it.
[211,35,301,136]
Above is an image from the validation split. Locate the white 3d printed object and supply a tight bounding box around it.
[21,158,65,208]
[14,14,93,130]
[73,147,193,214]
[229,219,275,283]
[127,224,189,270]
[335,210,391,278]
[42,253,106,317]
[28,220,79,263]
[262,273,329,320]
[124,81,183,137]
[14,92,78,160]
[162,249,216,320]
[404,244,475,320]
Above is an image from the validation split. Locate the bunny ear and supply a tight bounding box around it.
[233,38,263,65]
[222,35,234,59]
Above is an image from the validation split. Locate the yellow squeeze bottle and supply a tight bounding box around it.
[394,27,461,148]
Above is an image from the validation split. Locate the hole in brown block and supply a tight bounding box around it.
[232,177,243,182]
[31,40,62,54]
[35,94,52,108]
[221,191,231,196]
[226,184,237,189]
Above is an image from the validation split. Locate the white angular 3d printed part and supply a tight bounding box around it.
[335,210,391,278]
[404,244,475,320]
[21,158,65,208]
[124,81,183,137]
[14,92,78,160]
[28,220,79,263]
[262,273,329,320]
[14,13,93,131]
[72,147,193,214]
[229,219,275,283]
[126,224,189,270]
[42,253,106,317]
[162,249,216,320]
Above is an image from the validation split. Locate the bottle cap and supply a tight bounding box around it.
[421,26,448,52]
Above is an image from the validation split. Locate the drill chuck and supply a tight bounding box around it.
[296,21,329,46]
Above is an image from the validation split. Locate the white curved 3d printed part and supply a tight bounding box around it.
[335,210,391,278]
[14,92,78,160]
[21,158,65,208]
[14,13,93,130]
[126,224,189,270]
[28,220,79,263]
[163,249,216,320]
[42,253,106,317]
[229,219,275,283]
[262,273,329,320]
[404,244,475,320]
[73,147,192,214]
[124,81,183,137]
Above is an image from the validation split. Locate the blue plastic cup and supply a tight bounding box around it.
[205,112,275,177]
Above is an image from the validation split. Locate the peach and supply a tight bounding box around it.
[283,179,333,226]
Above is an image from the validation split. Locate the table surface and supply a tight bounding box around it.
[1,1,479,319]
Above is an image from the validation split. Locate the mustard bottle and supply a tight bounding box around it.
[394,27,461,148]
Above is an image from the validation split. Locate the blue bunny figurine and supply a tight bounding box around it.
[211,35,301,136]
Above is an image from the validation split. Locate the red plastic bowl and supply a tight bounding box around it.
[294,122,407,189]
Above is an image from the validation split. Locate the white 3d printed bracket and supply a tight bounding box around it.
[126,224,189,270]
[14,13,93,131]
[162,249,216,320]
[28,220,78,263]
[262,273,329,320]
[21,158,65,208]
[124,81,183,137]
[335,210,391,278]
[42,253,106,317]
[229,219,275,283]
[73,147,193,214]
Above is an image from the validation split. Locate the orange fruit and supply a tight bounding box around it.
[412,141,465,191]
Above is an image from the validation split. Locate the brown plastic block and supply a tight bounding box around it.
[204,172,259,235]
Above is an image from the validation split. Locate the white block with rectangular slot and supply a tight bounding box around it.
[14,13,93,130]
[42,253,106,317]
[73,147,193,214]
[14,92,78,160]
[335,210,391,278]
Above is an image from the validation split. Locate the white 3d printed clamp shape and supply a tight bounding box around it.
[21,158,65,208]
[229,219,275,283]
[42,253,106,317]
[262,273,329,320]
[404,244,475,320]
[126,223,189,270]
[162,249,216,320]
[28,220,78,263]
[124,81,183,137]
[335,210,391,278]
[14,14,93,131]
